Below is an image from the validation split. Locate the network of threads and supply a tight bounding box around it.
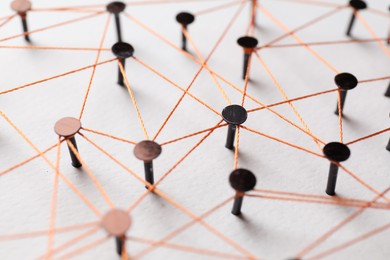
[0,0,389,259]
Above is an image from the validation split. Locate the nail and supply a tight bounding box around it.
[237,36,258,80]
[229,169,257,216]
[11,0,32,42]
[334,72,358,116]
[54,117,82,168]
[102,209,131,256]
[111,42,134,87]
[134,140,162,189]
[106,1,126,42]
[323,142,351,196]
[346,0,367,36]
[222,105,248,150]
[175,12,195,52]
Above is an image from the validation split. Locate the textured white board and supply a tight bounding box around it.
[0,0,389,259]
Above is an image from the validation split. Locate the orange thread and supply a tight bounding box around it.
[242,125,325,158]
[254,51,323,150]
[58,236,109,259]
[118,61,150,140]
[337,163,390,203]
[241,54,252,106]
[295,187,390,258]
[195,0,243,16]
[132,56,221,115]
[0,14,16,29]
[0,221,98,240]
[346,127,390,145]
[260,6,345,48]
[79,133,149,186]
[81,127,137,145]
[259,6,340,74]
[337,89,344,143]
[40,226,100,259]
[253,188,390,209]
[46,138,62,258]
[0,12,105,43]
[0,112,101,216]
[247,88,338,113]
[133,196,235,258]
[355,12,390,57]
[153,120,224,187]
[308,222,390,259]
[263,38,388,49]
[359,76,390,84]
[0,58,117,96]
[66,139,115,208]
[233,126,240,170]
[0,45,110,51]
[151,2,246,141]
[129,236,244,259]
[79,14,111,119]
[0,142,59,177]
[182,27,232,105]
[154,189,257,259]
[208,69,327,144]
[246,193,389,210]
[161,123,227,146]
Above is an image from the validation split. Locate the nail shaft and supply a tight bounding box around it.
[115,235,125,256]
[144,161,154,186]
[386,138,390,152]
[117,58,125,86]
[231,193,244,215]
[225,124,236,150]
[335,89,347,115]
[242,53,250,80]
[67,136,82,168]
[326,163,339,196]
[181,25,187,51]
[114,13,122,42]
[346,11,356,36]
[385,81,390,97]
[251,0,257,24]
[20,15,30,42]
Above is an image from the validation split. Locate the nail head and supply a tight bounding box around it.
[102,209,131,237]
[11,0,31,13]
[134,140,162,162]
[176,12,195,26]
[106,1,126,14]
[229,169,257,192]
[222,105,248,125]
[237,36,258,49]
[112,42,134,59]
[334,73,358,90]
[323,142,351,162]
[349,0,367,10]
[54,117,81,138]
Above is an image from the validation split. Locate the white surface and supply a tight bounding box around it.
[0,0,389,259]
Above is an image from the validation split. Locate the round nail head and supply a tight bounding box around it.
[134,140,162,162]
[11,0,31,13]
[334,73,358,90]
[106,1,126,14]
[323,142,351,162]
[229,169,257,192]
[102,209,131,237]
[54,117,81,138]
[176,12,195,26]
[237,36,258,49]
[112,42,134,59]
[349,0,367,10]
[222,105,248,125]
